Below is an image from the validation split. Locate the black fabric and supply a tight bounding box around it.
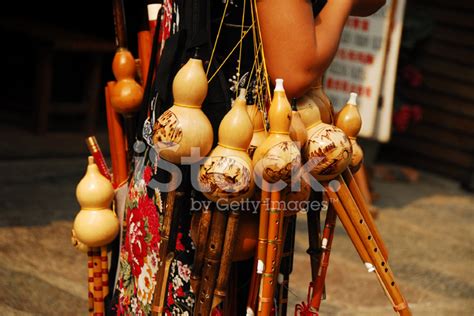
[312,0,328,17]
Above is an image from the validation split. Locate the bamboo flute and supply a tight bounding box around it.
[105,83,129,188]
[309,204,337,310]
[212,210,241,310]
[100,246,109,298]
[277,215,296,315]
[92,247,104,316]
[247,183,270,312]
[87,249,95,315]
[327,177,411,316]
[194,209,228,315]
[151,171,179,315]
[342,169,388,260]
[259,189,282,315]
[306,191,322,282]
[191,205,212,295]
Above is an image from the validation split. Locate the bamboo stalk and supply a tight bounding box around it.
[309,204,337,310]
[87,249,94,315]
[332,176,411,316]
[258,189,282,315]
[212,210,241,310]
[100,246,109,298]
[247,185,270,313]
[191,206,212,295]
[194,209,228,315]
[92,247,104,316]
[343,169,388,260]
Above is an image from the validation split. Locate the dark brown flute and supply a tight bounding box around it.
[191,205,212,295]
[194,209,228,315]
[247,185,270,313]
[306,191,323,282]
[212,210,240,310]
[277,215,296,315]
[151,172,180,315]
[309,204,337,310]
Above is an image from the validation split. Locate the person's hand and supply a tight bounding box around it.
[349,0,386,17]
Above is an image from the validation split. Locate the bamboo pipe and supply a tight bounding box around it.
[247,184,270,314]
[343,169,388,260]
[191,206,212,295]
[151,172,179,315]
[100,246,109,298]
[92,247,104,316]
[334,176,411,316]
[87,249,94,315]
[309,204,337,310]
[212,210,241,310]
[194,209,228,315]
[105,83,129,188]
[276,215,295,315]
[258,189,282,316]
[306,192,323,282]
[137,30,152,85]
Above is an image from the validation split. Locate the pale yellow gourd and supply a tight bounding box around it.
[253,79,301,184]
[335,92,363,172]
[289,98,308,150]
[247,104,268,158]
[152,57,213,164]
[297,79,334,124]
[73,157,119,247]
[198,88,255,203]
[298,84,352,181]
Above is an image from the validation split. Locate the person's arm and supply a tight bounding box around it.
[257,0,385,98]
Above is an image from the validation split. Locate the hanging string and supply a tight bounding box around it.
[253,0,272,103]
[235,0,247,98]
[207,0,230,76]
[207,24,254,84]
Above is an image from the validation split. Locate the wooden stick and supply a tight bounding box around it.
[92,247,104,316]
[277,215,296,315]
[309,204,337,310]
[343,169,388,260]
[191,205,212,295]
[151,172,179,315]
[212,209,241,310]
[105,82,128,188]
[100,246,109,299]
[194,209,228,315]
[306,191,323,282]
[247,185,270,313]
[258,189,282,315]
[333,175,411,316]
[137,30,152,86]
[87,249,95,315]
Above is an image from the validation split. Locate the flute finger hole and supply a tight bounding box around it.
[359,219,363,224]
[368,236,372,240]
[381,261,385,266]
[391,281,395,286]
[385,268,388,272]
[374,248,378,252]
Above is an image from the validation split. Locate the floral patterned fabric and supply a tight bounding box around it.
[115,164,196,315]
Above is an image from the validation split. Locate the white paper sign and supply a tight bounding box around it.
[324,2,393,138]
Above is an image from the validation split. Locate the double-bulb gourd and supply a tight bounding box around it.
[152,56,214,164]
[335,92,363,172]
[73,157,119,248]
[298,84,352,181]
[252,79,301,185]
[198,88,255,203]
[247,103,268,158]
[109,48,144,115]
